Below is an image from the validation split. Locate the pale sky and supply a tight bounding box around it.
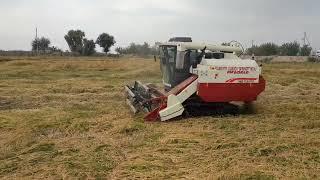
[0,0,319,51]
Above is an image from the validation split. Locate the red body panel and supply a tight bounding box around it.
[166,75,199,96]
[197,76,266,102]
[144,75,199,121]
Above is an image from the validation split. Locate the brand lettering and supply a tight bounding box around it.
[227,70,249,74]
[211,66,257,74]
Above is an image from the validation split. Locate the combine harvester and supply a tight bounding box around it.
[125,37,265,122]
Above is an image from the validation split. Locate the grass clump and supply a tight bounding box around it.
[26,143,56,154]
[120,122,146,135]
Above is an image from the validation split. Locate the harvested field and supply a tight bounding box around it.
[0,57,319,179]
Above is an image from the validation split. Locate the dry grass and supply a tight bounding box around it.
[0,57,319,179]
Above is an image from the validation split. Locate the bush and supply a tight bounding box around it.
[308,57,320,63]
[280,41,300,56]
[115,42,157,57]
[300,45,312,56]
[31,37,51,52]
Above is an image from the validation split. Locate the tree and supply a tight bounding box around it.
[140,42,151,56]
[115,42,157,56]
[258,43,279,56]
[96,33,115,54]
[64,29,97,56]
[300,45,312,56]
[280,41,300,56]
[32,37,51,52]
[82,39,96,56]
[246,43,279,56]
[246,45,259,55]
[115,47,124,54]
[246,41,313,57]
[64,30,85,54]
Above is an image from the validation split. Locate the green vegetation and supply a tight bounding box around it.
[280,41,300,56]
[0,57,319,179]
[63,30,116,56]
[300,45,313,56]
[31,37,51,52]
[115,42,157,56]
[246,41,312,56]
[247,43,279,56]
[64,30,97,56]
[96,33,116,54]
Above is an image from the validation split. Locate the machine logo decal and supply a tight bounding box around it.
[226,78,258,83]
[227,70,249,74]
[212,66,257,75]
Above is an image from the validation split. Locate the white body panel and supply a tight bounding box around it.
[159,42,242,53]
[159,78,198,121]
[194,59,261,84]
[159,95,184,122]
[316,50,320,57]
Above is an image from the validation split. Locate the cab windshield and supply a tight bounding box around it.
[159,45,177,88]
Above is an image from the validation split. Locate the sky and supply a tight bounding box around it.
[0,0,319,51]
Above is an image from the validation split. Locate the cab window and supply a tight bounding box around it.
[159,46,177,64]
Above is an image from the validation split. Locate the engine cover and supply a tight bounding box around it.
[197,76,265,102]
[195,59,265,102]
[196,59,261,84]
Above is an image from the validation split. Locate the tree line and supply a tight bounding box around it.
[115,42,157,57]
[31,29,156,56]
[246,42,312,56]
[31,30,313,57]
[32,30,115,56]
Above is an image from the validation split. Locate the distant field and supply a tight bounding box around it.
[0,57,319,179]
